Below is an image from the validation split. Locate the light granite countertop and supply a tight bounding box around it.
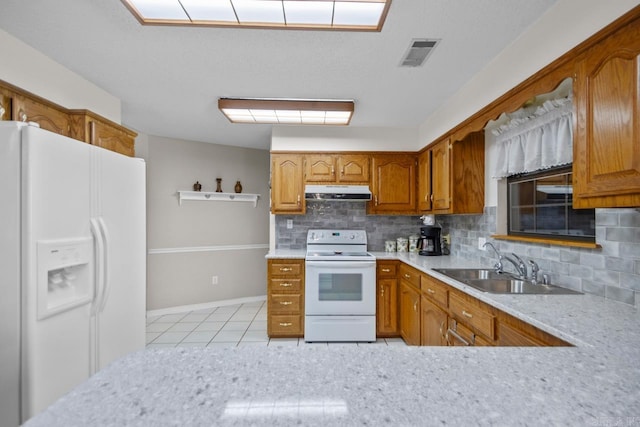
[26,252,640,426]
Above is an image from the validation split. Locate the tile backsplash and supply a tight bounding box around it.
[438,206,640,307]
[274,201,422,251]
[275,203,640,306]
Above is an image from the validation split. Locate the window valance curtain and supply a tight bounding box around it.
[491,97,573,178]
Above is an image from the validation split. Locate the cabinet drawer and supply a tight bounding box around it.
[269,261,303,276]
[269,278,302,293]
[377,262,397,278]
[421,275,449,308]
[269,315,303,336]
[270,294,302,314]
[449,293,495,340]
[399,264,420,288]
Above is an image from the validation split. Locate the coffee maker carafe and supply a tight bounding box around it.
[418,226,442,256]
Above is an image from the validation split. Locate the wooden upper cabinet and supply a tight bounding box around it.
[0,88,10,121]
[12,94,70,136]
[69,111,137,157]
[430,138,451,211]
[421,132,484,215]
[271,153,305,214]
[573,18,640,208]
[305,154,370,183]
[417,149,432,211]
[370,153,417,214]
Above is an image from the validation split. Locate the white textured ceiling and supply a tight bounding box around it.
[0,0,557,150]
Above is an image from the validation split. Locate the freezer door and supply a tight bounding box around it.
[92,147,146,372]
[21,125,94,421]
[0,122,23,427]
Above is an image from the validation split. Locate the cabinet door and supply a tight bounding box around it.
[420,296,447,346]
[417,150,432,211]
[305,154,336,182]
[430,139,450,211]
[0,89,10,120]
[376,278,398,336]
[370,154,417,214]
[90,121,135,157]
[399,281,420,345]
[573,21,640,208]
[337,154,370,183]
[271,154,304,214]
[12,95,70,136]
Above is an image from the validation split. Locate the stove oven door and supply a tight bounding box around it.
[305,260,376,315]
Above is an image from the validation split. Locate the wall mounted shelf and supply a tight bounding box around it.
[178,191,260,207]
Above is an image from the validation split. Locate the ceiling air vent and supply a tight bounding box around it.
[400,39,439,67]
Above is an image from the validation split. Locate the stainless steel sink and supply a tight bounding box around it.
[432,268,582,295]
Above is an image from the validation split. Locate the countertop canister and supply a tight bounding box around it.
[396,237,408,253]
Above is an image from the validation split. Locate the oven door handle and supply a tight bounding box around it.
[305,260,376,268]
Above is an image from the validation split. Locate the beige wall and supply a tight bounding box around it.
[0,29,121,123]
[271,125,418,151]
[146,135,270,310]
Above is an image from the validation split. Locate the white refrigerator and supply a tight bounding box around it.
[0,121,146,425]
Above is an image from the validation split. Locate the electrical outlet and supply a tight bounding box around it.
[211,275,219,285]
[478,237,487,250]
[286,219,293,229]
[442,234,451,245]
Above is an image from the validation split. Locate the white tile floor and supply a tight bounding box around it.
[146,300,407,348]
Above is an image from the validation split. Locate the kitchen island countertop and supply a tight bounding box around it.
[25,252,640,426]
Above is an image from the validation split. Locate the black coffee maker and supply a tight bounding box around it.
[418,226,442,256]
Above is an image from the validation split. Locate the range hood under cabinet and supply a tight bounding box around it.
[304,185,372,201]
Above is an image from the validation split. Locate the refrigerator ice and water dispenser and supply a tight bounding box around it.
[36,237,93,320]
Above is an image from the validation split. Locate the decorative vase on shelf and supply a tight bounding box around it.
[193,181,202,192]
[234,181,243,193]
[215,178,223,193]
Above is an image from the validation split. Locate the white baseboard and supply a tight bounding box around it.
[146,295,267,318]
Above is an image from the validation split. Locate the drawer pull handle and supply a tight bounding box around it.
[462,310,473,319]
[280,267,293,272]
[404,273,411,279]
[279,283,293,287]
[279,301,293,306]
[279,322,293,327]
[381,268,391,273]
[427,288,435,294]
[447,328,470,346]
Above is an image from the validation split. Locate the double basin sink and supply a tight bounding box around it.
[432,268,582,295]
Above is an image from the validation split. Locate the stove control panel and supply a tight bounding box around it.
[307,229,367,245]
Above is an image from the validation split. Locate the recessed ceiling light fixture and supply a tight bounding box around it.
[218,98,354,125]
[121,0,391,31]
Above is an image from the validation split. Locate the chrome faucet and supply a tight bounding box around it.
[529,260,540,285]
[483,242,504,273]
[502,253,527,279]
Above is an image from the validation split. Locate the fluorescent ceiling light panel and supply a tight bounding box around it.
[283,1,334,25]
[179,0,237,22]
[130,0,189,20]
[333,1,385,26]
[121,0,391,31]
[219,98,354,125]
[234,0,285,24]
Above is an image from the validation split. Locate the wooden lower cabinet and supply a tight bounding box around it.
[420,296,448,346]
[267,259,304,337]
[376,261,399,337]
[393,262,570,347]
[399,280,421,345]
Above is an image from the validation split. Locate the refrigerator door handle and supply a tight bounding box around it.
[97,217,110,313]
[90,218,106,316]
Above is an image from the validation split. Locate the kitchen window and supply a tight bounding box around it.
[507,166,595,242]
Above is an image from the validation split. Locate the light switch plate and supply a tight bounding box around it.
[286,219,293,229]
